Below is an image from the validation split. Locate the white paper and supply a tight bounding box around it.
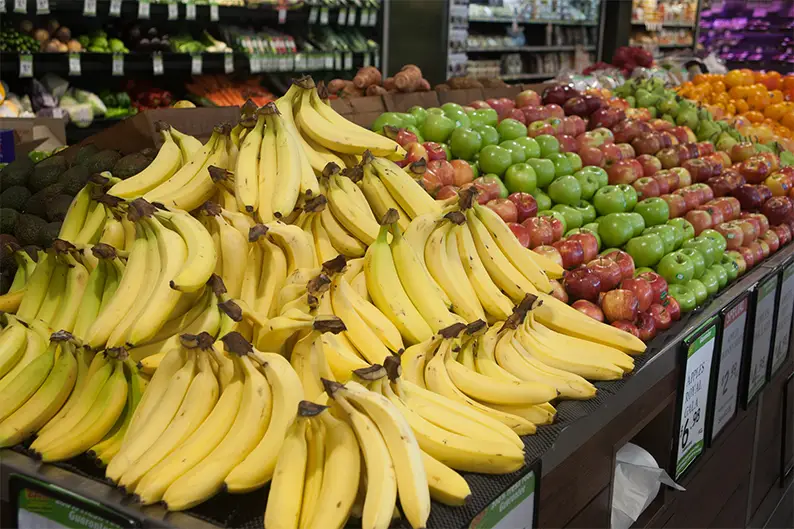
[278,7,286,23]
[319,7,328,24]
[186,2,196,19]
[338,7,346,25]
[152,53,164,75]
[112,53,124,76]
[19,54,34,78]
[308,7,318,24]
[210,3,219,21]
[35,0,48,13]
[68,53,81,76]
[83,0,96,15]
[109,0,121,16]
[13,0,25,13]
[168,2,178,20]
[191,54,203,75]
[748,279,777,400]
[712,299,748,439]
[772,264,794,373]
[224,52,234,73]
[347,7,356,25]
[138,0,149,18]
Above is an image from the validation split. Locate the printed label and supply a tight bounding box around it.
[772,262,794,374]
[748,278,778,401]
[112,53,124,76]
[68,53,81,76]
[19,54,33,78]
[712,298,748,439]
[470,471,536,529]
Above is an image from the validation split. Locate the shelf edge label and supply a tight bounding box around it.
[470,470,536,529]
[712,297,748,440]
[748,277,778,401]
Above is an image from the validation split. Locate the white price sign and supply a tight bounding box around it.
[13,0,26,13]
[676,322,717,479]
[308,7,318,24]
[0,0,6,13]
[373,52,379,69]
[338,7,346,25]
[347,7,356,25]
[278,7,286,23]
[360,8,370,26]
[138,0,150,18]
[712,298,748,440]
[368,9,377,25]
[35,0,48,13]
[334,53,342,71]
[224,52,234,73]
[772,262,794,374]
[748,277,778,401]
[210,3,219,21]
[19,54,33,78]
[343,52,352,70]
[319,7,328,24]
[191,53,203,75]
[109,0,122,16]
[324,54,333,70]
[186,2,196,19]
[167,1,178,20]
[68,53,81,76]
[112,53,124,76]
[83,0,96,15]
[470,470,536,529]
[152,52,164,75]
[363,52,371,67]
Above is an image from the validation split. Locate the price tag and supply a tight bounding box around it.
[168,1,178,19]
[191,53,203,75]
[0,1,5,13]
[35,0,48,13]
[369,9,377,25]
[360,8,369,26]
[675,320,718,479]
[109,0,122,16]
[338,7,347,25]
[363,52,371,67]
[68,53,81,76]
[224,52,234,73]
[747,276,778,402]
[19,54,33,78]
[186,2,196,20]
[319,7,328,24]
[471,469,537,529]
[711,297,749,442]
[278,7,286,24]
[83,0,96,16]
[373,52,380,69]
[347,7,356,25]
[325,54,333,69]
[210,3,219,21]
[334,53,342,71]
[152,52,164,75]
[308,7,318,24]
[772,262,794,375]
[138,0,150,19]
[293,53,303,70]
[112,53,124,76]
[343,52,352,70]
[13,0,26,13]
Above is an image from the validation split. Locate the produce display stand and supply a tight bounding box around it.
[2,239,793,528]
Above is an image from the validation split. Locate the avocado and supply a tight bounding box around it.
[23,184,65,218]
[141,148,158,160]
[0,186,32,211]
[112,152,152,179]
[0,157,34,191]
[58,165,91,195]
[14,214,47,246]
[30,156,68,192]
[82,150,122,174]
[40,222,62,247]
[47,195,74,222]
[0,208,19,234]
[0,234,19,271]
[75,144,100,165]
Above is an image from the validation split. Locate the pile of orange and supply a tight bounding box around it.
[676,69,794,140]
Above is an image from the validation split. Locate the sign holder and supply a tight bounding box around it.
[671,316,719,480]
[467,459,540,529]
[743,274,779,407]
[707,293,750,446]
[781,372,794,487]
[770,259,794,377]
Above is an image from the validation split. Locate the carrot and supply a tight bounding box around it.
[353,66,382,89]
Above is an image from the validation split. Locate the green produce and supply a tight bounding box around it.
[0,208,19,235]
[496,119,527,141]
[684,278,708,305]
[469,109,498,128]
[593,185,627,215]
[667,218,695,243]
[82,150,122,174]
[547,175,581,205]
[13,213,47,246]
[699,268,720,296]
[633,198,669,227]
[656,251,695,284]
[0,186,32,211]
[565,153,583,172]
[678,247,705,278]
[422,114,456,143]
[624,212,646,237]
[617,184,638,211]
[573,201,596,224]
[535,135,560,158]
[74,144,100,165]
[551,204,583,230]
[58,165,91,195]
[719,255,739,281]
[625,234,665,268]
[499,140,526,164]
[478,145,513,176]
[538,210,567,234]
[513,137,541,159]
[546,153,573,177]
[643,225,677,254]
[598,212,634,248]
[682,237,717,268]
[473,125,499,147]
[667,284,697,312]
[449,128,483,161]
[504,164,537,194]
[709,264,728,289]
[699,229,728,254]
[23,184,64,218]
[29,157,67,192]
[531,189,552,211]
[573,168,600,200]
[527,159,555,188]
[46,195,73,222]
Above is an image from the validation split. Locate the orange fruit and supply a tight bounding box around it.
[693,74,709,85]
[769,90,784,104]
[782,113,794,131]
[735,99,750,113]
[765,103,787,121]
[725,70,746,89]
[745,110,765,123]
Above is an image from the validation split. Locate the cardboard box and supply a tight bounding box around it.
[437,88,485,106]
[382,92,440,112]
[480,86,523,100]
[0,117,68,163]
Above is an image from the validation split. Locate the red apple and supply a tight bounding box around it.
[675,188,702,212]
[521,105,550,124]
[587,257,623,292]
[449,159,475,187]
[601,143,623,164]
[523,217,554,248]
[508,223,531,248]
[423,142,447,161]
[722,196,742,219]
[685,209,713,235]
[659,131,677,149]
[758,239,771,259]
[669,126,694,144]
[567,232,599,262]
[732,184,765,212]
[549,278,568,303]
[637,271,669,305]
[661,193,688,218]
[469,100,491,110]
[682,159,714,183]
[403,142,429,165]
[708,199,734,221]
[564,266,603,302]
[533,245,564,268]
[508,192,538,223]
[635,312,658,341]
[761,196,793,226]
[742,212,770,234]
[706,176,734,197]
[773,223,792,245]
[696,204,724,227]
[655,170,680,194]
[690,183,715,203]
[571,299,605,322]
[636,154,662,177]
[612,119,643,143]
[515,89,542,108]
[649,118,675,132]
[579,146,605,167]
[602,249,636,280]
[738,157,773,184]
[670,167,692,188]
[607,159,643,185]
[546,216,565,241]
[726,250,749,274]
[556,134,579,153]
[546,103,565,119]
[734,219,759,244]
[616,143,636,160]
[633,177,661,200]
[757,152,781,172]
[736,246,756,269]
[600,289,640,323]
[656,147,681,169]
[620,277,654,312]
[748,240,765,263]
[730,142,756,163]
[716,222,745,250]
[612,320,640,337]
[664,296,681,321]
[649,304,673,331]
[631,134,663,156]
[435,185,459,200]
[553,239,585,269]
[758,185,773,204]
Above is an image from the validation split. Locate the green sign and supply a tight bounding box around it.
[18,488,124,529]
[470,470,536,529]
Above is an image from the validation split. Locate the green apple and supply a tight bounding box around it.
[623,212,646,237]
[573,200,596,224]
[497,119,527,141]
[449,128,483,160]
[699,268,720,296]
[422,113,456,143]
[552,204,584,230]
[668,284,697,312]
[589,166,609,189]
[635,266,655,276]
[625,234,665,267]
[513,137,541,159]
[685,278,708,305]
[678,247,705,278]
[709,264,728,289]
[641,226,674,254]
[408,105,428,126]
[593,185,628,216]
[664,221,685,249]
[682,236,717,267]
[504,163,537,194]
[535,135,560,157]
[598,213,635,248]
[546,153,573,177]
[565,152,583,172]
[547,175,581,205]
[634,197,670,227]
[699,228,728,254]
[600,247,622,256]
[538,210,568,234]
[617,184,638,211]
[473,124,500,147]
[567,227,601,249]
[719,254,739,281]
[531,189,552,211]
[573,169,600,200]
[527,159,556,188]
[667,218,695,243]
[656,251,696,284]
[478,145,513,176]
[500,140,527,164]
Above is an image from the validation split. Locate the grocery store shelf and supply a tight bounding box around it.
[631,20,696,29]
[658,43,695,49]
[468,16,598,27]
[466,45,596,53]
[499,72,555,81]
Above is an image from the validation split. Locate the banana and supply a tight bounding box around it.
[329,277,392,365]
[235,111,264,214]
[144,128,219,204]
[156,208,217,294]
[329,380,430,529]
[58,185,92,242]
[74,202,107,245]
[337,274,403,353]
[9,248,38,294]
[100,257,123,313]
[270,105,302,219]
[333,392,397,529]
[290,330,328,401]
[0,338,57,422]
[299,418,325,529]
[39,357,128,462]
[161,347,272,511]
[305,406,360,529]
[453,223,514,321]
[365,222,433,345]
[0,324,27,379]
[420,451,471,506]
[321,206,367,258]
[49,252,90,334]
[170,126,203,160]
[0,290,25,314]
[108,125,183,198]
[369,156,440,219]
[35,347,95,437]
[255,312,313,353]
[255,237,288,319]
[334,172,374,218]
[164,135,229,212]
[425,221,485,322]
[16,251,54,323]
[35,254,69,325]
[311,213,339,263]
[0,340,76,447]
[264,416,308,529]
[360,162,411,232]
[399,336,442,388]
[0,325,47,393]
[147,288,211,344]
[327,175,380,246]
[265,222,318,274]
[529,248,565,279]
[121,217,136,251]
[224,348,304,492]
[255,110,278,222]
[72,257,108,341]
[473,203,553,291]
[119,345,219,491]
